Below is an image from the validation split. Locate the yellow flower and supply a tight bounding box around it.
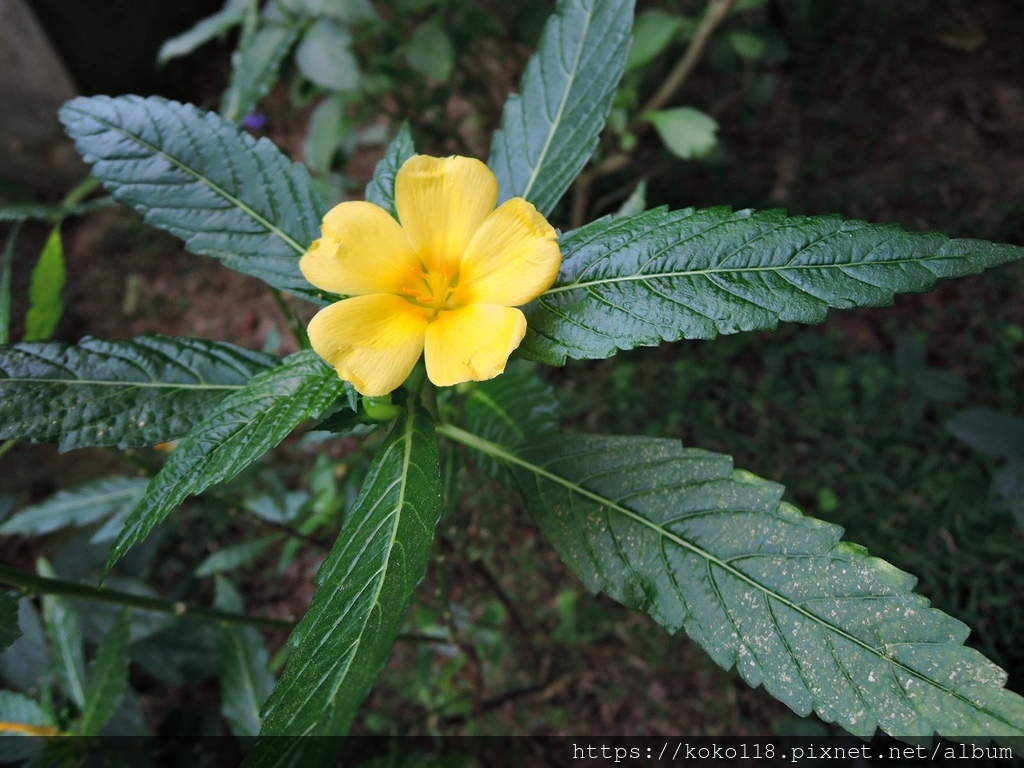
[300,155,562,396]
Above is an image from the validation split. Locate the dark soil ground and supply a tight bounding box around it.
[2,0,1023,741]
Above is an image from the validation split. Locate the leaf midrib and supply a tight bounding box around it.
[541,253,964,296]
[518,1,595,204]
[65,104,306,256]
[0,377,247,390]
[437,424,1016,729]
[291,407,417,736]
[228,629,262,736]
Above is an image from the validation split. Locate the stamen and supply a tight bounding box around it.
[401,263,462,310]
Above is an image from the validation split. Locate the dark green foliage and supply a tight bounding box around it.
[106,351,347,569]
[78,610,131,736]
[215,579,274,737]
[462,363,560,478]
[258,406,441,740]
[523,207,1024,364]
[364,123,416,218]
[0,593,19,651]
[507,433,1024,739]
[488,0,634,216]
[0,478,149,537]
[0,336,278,451]
[59,96,327,303]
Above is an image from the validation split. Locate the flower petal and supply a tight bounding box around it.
[424,304,526,387]
[395,155,498,273]
[300,201,419,296]
[452,198,561,307]
[308,294,430,396]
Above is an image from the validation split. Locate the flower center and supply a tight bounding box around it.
[401,265,460,312]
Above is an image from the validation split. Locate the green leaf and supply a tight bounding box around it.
[364,123,415,217]
[196,537,278,577]
[612,179,647,219]
[947,408,1024,462]
[277,0,376,23]
[463,362,559,478]
[296,19,360,92]
[729,29,767,60]
[0,592,20,651]
[406,22,454,81]
[222,23,303,121]
[106,350,346,570]
[0,599,49,693]
[646,107,719,160]
[22,227,64,342]
[245,491,308,525]
[0,690,55,760]
[157,0,251,65]
[304,94,348,174]
[0,477,148,537]
[214,578,275,737]
[487,0,634,216]
[59,95,327,303]
[0,690,52,726]
[78,609,130,736]
[522,207,1024,364]
[258,405,441,739]
[626,10,686,71]
[38,559,86,709]
[0,335,278,451]
[447,426,1024,741]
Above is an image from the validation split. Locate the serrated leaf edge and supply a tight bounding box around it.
[60,97,307,256]
[437,424,1023,736]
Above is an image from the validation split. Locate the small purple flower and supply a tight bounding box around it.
[241,112,268,131]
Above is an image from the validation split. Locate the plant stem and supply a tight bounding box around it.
[639,0,738,117]
[569,0,737,228]
[421,380,440,422]
[271,288,310,349]
[0,564,293,630]
[0,440,17,461]
[60,177,101,209]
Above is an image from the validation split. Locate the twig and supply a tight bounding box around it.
[0,564,294,630]
[569,0,738,228]
[639,0,739,117]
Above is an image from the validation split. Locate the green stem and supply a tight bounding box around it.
[404,360,427,404]
[60,177,101,209]
[436,423,501,458]
[421,380,440,422]
[271,288,310,349]
[0,439,17,461]
[0,564,293,630]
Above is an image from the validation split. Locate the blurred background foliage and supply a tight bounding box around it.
[1,0,1022,742]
